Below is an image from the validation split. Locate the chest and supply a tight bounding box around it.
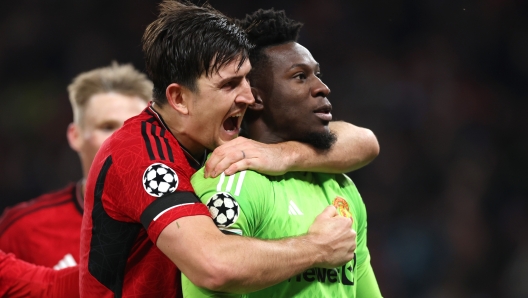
[256,175,358,239]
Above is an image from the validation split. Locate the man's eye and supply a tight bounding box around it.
[316,72,323,78]
[222,81,236,90]
[294,73,306,80]
[100,123,119,131]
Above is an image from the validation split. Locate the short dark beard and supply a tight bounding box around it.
[300,130,337,150]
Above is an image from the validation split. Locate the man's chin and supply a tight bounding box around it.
[216,134,239,147]
[300,130,337,150]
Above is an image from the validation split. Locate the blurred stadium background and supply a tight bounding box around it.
[0,0,526,297]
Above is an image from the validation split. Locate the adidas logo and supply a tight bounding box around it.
[53,253,77,270]
[288,200,303,215]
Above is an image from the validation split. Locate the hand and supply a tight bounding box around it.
[306,206,356,269]
[204,137,292,178]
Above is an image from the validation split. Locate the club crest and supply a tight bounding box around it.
[333,196,352,219]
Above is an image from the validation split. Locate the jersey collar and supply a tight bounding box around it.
[146,102,208,170]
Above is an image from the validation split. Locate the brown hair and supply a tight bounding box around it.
[142,0,252,104]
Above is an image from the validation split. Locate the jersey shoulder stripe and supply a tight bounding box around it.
[216,171,247,196]
[0,184,75,236]
[140,118,175,162]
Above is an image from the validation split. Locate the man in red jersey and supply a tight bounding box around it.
[0,250,79,298]
[0,62,152,269]
[79,1,379,297]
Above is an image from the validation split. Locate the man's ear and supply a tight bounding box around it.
[67,123,82,153]
[249,87,264,111]
[166,83,189,115]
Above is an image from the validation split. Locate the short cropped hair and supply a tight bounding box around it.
[142,0,253,104]
[67,62,153,126]
[237,9,303,83]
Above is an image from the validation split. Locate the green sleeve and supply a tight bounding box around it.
[181,169,272,297]
[355,257,382,298]
[342,175,369,266]
[343,174,382,297]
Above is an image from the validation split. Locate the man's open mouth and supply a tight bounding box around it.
[223,113,242,132]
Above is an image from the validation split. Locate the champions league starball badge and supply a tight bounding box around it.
[206,192,240,228]
[142,163,179,197]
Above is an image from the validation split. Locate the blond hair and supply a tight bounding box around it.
[67,62,153,125]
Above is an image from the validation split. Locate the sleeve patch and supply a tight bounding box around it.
[205,192,240,228]
[140,191,199,230]
[142,163,179,197]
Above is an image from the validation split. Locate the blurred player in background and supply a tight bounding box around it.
[184,9,382,297]
[80,1,377,297]
[0,62,152,269]
[0,250,79,297]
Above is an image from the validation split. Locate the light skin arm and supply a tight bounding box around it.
[204,121,379,178]
[157,206,356,293]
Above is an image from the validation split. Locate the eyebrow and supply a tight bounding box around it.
[290,62,320,70]
[216,75,245,87]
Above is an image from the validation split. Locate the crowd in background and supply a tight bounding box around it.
[0,0,526,297]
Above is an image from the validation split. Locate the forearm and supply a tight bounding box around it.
[160,209,354,293]
[286,121,379,173]
[206,234,322,293]
[204,123,378,177]
[159,218,324,293]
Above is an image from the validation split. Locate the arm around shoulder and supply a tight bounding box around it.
[286,121,379,173]
[203,122,378,177]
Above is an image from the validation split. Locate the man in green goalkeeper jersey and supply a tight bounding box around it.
[184,8,382,297]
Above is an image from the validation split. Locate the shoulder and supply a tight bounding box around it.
[192,170,270,195]
[100,112,190,179]
[0,184,75,234]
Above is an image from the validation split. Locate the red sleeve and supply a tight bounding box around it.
[101,150,210,243]
[0,251,79,298]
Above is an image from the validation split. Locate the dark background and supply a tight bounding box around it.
[1,0,527,297]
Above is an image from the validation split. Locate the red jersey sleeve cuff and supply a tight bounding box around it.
[140,191,211,243]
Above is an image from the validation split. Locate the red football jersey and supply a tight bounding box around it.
[0,250,79,297]
[0,183,83,268]
[79,104,210,297]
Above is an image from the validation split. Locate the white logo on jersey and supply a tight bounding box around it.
[288,200,304,215]
[53,253,77,270]
[142,163,179,197]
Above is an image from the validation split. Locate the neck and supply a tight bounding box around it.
[244,118,284,145]
[151,103,206,160]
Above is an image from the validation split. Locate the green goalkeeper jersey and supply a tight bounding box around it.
[183,169,382,298]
